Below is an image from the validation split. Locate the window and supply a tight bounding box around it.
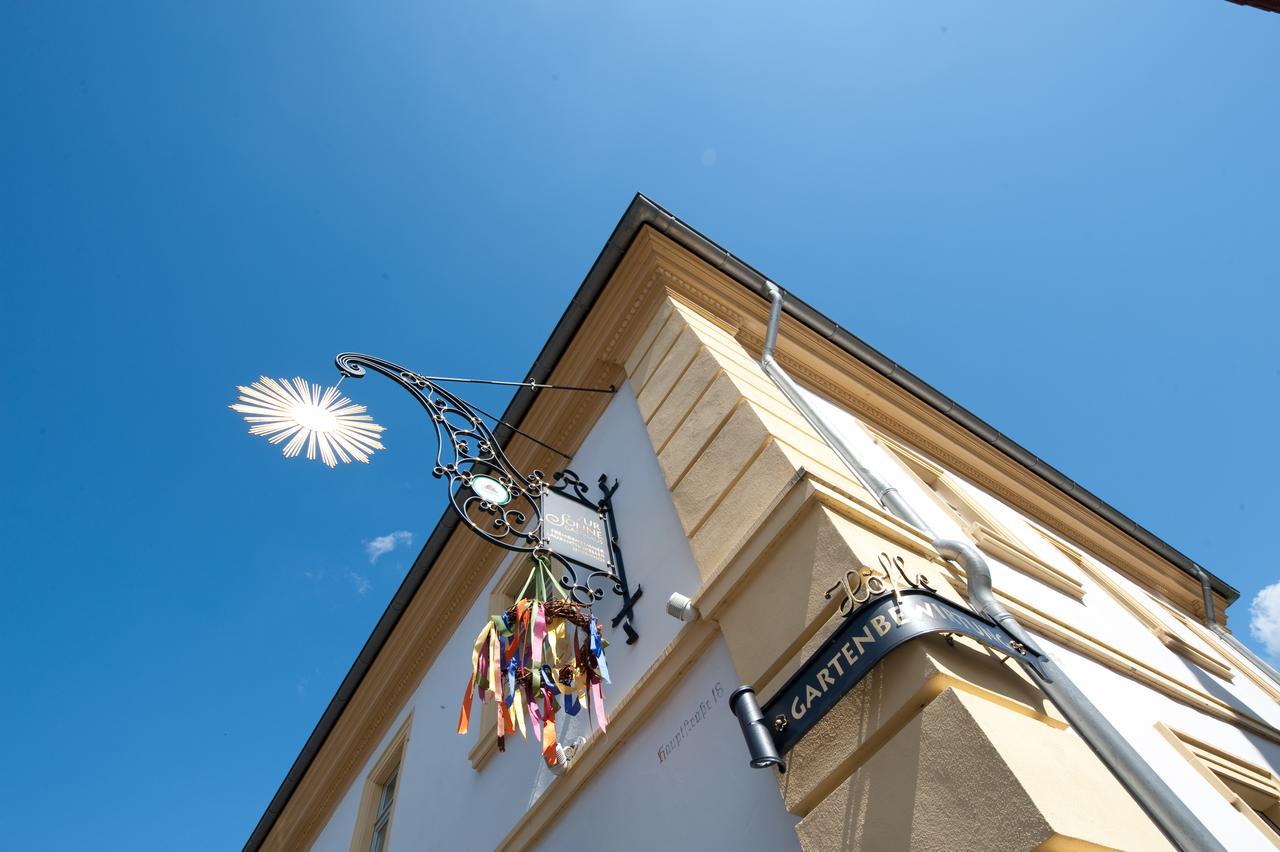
[1147,591,1280,704]
[368,767,397,852]
[351,714,410,852]
[873,433,1085,600]
[1157,723,1280,847]
[1033,527,1235,681]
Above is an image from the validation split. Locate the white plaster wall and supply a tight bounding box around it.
[799,385,1280,849]
[532,639,800,852]
[1051,638,1280,851]
[311,383,797,851]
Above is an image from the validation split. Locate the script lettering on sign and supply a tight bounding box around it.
[824,550,936,615]
[542,489,610,573]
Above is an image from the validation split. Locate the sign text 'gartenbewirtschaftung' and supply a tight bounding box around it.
[761,589,1046,755]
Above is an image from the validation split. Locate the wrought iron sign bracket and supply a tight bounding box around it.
[547,470,642,644]
[334,353,641,642]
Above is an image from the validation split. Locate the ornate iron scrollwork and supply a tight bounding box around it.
[337,352,548,553]
[335,353,641,641]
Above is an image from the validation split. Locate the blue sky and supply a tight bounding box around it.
[2,2,1277,849]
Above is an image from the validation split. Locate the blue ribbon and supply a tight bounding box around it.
[589,617,611,684]
[505,656,517,707]
[541,664,561,695]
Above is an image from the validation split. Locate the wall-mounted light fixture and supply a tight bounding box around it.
[548,736,588,776]
[665,592,700,623]
[728,686,785,772]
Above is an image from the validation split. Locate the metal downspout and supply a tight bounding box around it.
[758,281,1225,852]
[759,284,932,533]
[1196,565,1280,690]
[933,542,1225,852]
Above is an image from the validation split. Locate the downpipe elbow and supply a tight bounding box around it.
[932,537,1044,660]
[931,538,993,609]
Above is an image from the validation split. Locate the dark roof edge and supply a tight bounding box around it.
[245,192,1238,850]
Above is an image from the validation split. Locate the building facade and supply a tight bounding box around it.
[247,196,1280,852]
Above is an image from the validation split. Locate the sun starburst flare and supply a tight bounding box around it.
[230,377,386,468]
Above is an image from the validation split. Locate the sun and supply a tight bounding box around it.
[230,377,386,468]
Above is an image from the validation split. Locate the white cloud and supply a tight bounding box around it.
[347,569,371,596]
[1248,582,1280,660]
[365,530,413,564]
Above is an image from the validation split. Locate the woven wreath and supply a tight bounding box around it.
[457,555,610,765]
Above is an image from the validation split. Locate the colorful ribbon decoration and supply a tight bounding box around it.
[457,555,610,765]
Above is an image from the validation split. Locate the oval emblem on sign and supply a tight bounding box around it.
[471,474,512,505]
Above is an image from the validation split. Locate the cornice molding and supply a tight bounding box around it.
[636,242,1217,619]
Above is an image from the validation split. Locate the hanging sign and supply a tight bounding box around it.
[761,589,1047,755]
[542,489,610,573]
[543,471,643,644]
